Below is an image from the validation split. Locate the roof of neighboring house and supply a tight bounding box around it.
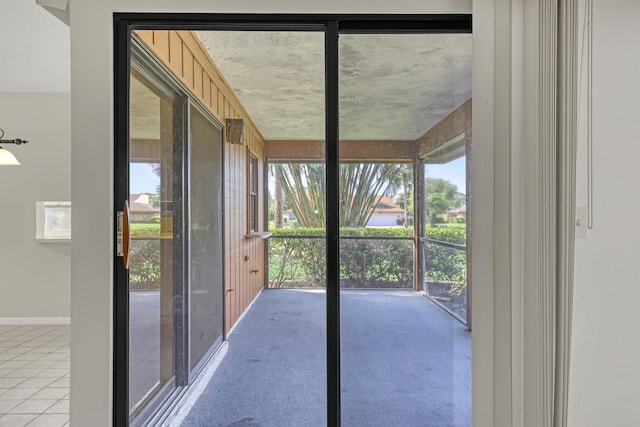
[130,194,160,213]
[447,205,466,215]
[372,196,405,214]
[281,197,405,217]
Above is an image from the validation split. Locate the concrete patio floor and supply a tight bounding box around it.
[181,288,470,427]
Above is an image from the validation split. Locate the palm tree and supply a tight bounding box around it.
[273,163,402,228]
[272,164,284,228]
[386,164,413,227]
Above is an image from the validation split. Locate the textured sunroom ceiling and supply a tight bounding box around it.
[196,31,472,141]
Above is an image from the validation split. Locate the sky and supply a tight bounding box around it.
[424,156,467,194]
[130,163,159,195]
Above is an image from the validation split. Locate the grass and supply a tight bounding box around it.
[426,223,467,229]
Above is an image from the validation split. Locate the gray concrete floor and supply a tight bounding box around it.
[182,289,470,427]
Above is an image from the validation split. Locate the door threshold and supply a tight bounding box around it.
[149,341,229,427]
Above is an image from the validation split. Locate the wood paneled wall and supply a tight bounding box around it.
[135,30,266,335]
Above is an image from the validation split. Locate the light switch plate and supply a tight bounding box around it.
[576,207,589,239]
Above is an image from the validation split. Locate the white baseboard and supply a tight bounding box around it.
[0,317,71,325]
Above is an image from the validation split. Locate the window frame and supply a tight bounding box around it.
[247,148,259,233]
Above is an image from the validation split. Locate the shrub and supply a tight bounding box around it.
[269,226,466,290]
[269,227,416,288]
[340,238,413,287]
[269,228,326,287]
[126,225,467,293]
[129,239,161,288]
[130,223,161,237]
[424,227,465,244]
[423,227,466,294]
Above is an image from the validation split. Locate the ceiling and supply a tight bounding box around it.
[0,3,471,144]
[197,31,471,141]
[0,0,70,93]
[130,74,162,140]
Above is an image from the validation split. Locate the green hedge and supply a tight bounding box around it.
[268,227,466,289]
[126,224,467,294]
[422,228,466,294]
[424,227,466,244]
[129,239,160,288]
[340,238,413,288]
[129,224,161,288]
[130,223,160,237]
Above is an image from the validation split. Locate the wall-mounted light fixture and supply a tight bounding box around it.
[0,129,29,166]
[226,119,245,145]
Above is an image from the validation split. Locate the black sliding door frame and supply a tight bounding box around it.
[114,13,471,427]
[113,18,131,426]
[325,21,341,427]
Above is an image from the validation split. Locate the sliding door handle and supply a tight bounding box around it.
[117,201,131,269]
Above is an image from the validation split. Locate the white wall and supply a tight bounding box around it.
[366,213,399,226]
[569,1,640,425]
[0,93,71,321]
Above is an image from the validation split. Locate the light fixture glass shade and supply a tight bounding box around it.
[0,147,21,165]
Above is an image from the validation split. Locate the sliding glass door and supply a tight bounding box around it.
[115,14,471,426]
[338,32,472,425]
[195,29,328,425]
[121,48,225,426]
[128,70,178,418]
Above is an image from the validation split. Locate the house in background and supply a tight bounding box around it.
[279,196,408,228]
[445,204,466,222]
[281,209,298,225]
[129,193,160,222]
[366,196,407,226]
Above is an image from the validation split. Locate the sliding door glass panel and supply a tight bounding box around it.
[177,30,327,426]
[338,33,472,426]
[128,72,177,416]
[188,104,224,374]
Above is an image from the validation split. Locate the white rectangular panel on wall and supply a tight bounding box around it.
[36,201,71,241]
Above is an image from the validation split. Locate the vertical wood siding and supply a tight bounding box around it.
[135,30,266,334]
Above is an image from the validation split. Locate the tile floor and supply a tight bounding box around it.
[0,325,70,427]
